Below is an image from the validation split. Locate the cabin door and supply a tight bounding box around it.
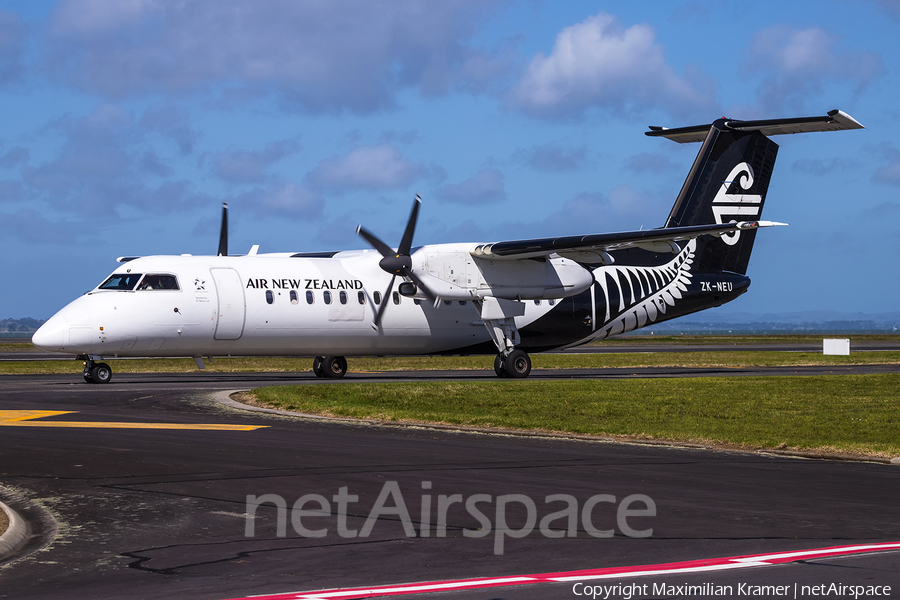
[211,268,246,340]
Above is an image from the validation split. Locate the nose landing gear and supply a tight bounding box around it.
[79,355,112,384]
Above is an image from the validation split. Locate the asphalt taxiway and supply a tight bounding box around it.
[2,369,899,599]
[3,338,900,362]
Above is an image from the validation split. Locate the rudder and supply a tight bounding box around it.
[664,119,779,275]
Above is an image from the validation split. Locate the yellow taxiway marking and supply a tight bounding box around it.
[0,410,267,431]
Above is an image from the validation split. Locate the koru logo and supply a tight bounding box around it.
[712,162,762,246]
[194,278,206,291]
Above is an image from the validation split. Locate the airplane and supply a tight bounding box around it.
[32,110,864,383]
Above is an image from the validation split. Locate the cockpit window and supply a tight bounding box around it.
[136,274,180,291]
[99,273,143,290]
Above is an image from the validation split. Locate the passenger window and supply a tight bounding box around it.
[290,290,299,305]
[414,299,421,305]
[306,290,314,304]
[534,299,541,305]
[374,291,382,305]
[392,291,400,305]
[358,291,366,305]
[323,291,332,305]
[548,299,555,306]
[459,301,466,306]
[265,290,274,304]
[137,274,179,291]
[99,273,143,290]
[339,291,347,305]
[443,300,451,306]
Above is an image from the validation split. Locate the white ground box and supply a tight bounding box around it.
[823,338,850,355]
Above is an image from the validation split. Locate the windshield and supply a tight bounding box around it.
[98,273,143,291]
[136,274,179,290]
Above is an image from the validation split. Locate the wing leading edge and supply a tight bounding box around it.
[471,220,786,263]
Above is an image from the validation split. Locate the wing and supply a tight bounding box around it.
[471,220,785,263]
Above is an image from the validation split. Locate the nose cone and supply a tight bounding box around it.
[32,313,67,352]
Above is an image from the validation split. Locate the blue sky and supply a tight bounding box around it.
[1,0,898,320]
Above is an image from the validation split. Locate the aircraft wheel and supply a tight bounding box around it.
[493,354,508,378]
[312,356,325,378]
[90,362,113,384]
[504,350,531,378]
[322,356,347,379]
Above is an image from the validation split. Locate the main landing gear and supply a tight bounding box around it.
[79,355,112,384]
[493,349,532,378]
[479,302,532,378]
[313,356,348,379]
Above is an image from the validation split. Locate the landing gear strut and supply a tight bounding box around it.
[494,349,531,379]
[313,356,347,379]
[478,299,532,378]
[80,355,112,384]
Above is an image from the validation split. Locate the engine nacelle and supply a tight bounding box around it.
[409,245,593,301]
[472,256,593,300]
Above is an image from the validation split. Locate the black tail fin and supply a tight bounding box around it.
[648,110,864,276]
[663,119,778,275]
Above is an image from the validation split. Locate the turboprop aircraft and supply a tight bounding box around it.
[32,110,863,383]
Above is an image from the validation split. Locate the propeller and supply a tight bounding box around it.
[357,195,437,329]
[217,202,228,256]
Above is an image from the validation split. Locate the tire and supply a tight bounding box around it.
[493,354,508,378]
[504,350,531,378]
[312,356,325,378]
[322,356,347,379]
[90,363,113,384]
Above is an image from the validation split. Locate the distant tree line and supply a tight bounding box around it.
[1,318,46,333]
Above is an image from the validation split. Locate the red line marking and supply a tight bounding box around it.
[223,541,900,600]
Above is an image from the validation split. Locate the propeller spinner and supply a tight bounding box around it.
[357,195,436,329]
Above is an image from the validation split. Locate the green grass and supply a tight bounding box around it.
[2,350,898,375]
[251,375,900,458]
[7,337,899,458]
[591,334,900,345]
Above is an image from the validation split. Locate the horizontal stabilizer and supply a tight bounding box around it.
[647,109,864,144]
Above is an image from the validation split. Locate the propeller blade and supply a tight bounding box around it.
[356,225,395,259]
[397,195,421,256]
[404,269,437,303]
[217,202,228,256]
[372,276,395,330]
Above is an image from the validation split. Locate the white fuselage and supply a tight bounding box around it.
[33,245,594,358]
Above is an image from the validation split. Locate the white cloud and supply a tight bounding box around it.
[45,0,506,112]
[232,182,322,218]
[210,139,300,184]
[0,147,29,169]
[872,143,900,186]
[140,105,200,155]
[744,26,884,114]
[0,9,27,82]
[507,12,715,119]
[513,142,587,172]
[306,145,430,192]
[0,209,98,245]
[14,104,211,216]
[529,186,668,236]
[436,168,506,205]
[623,152,680,174]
